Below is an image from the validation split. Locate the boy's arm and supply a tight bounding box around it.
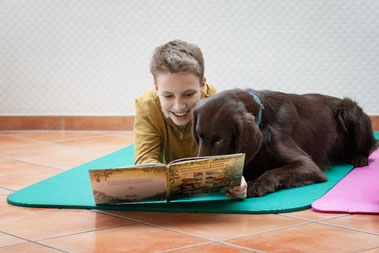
[134,99,162,165]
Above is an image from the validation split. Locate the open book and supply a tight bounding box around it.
[88,153,245,204]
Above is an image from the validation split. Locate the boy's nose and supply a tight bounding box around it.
[173,98,185,111]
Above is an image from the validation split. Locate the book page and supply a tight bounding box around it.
[169,153,243,165]
[168,154,245,200]
[89,165,167,204]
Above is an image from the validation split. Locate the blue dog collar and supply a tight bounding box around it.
[248,91,264,126]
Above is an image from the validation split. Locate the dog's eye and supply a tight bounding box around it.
[214,139,225,145]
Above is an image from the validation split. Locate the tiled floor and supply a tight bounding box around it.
[0,131,378,253]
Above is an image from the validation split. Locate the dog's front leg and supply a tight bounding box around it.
[246,157,328,197]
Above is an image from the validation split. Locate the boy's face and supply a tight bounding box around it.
[155,73,205,126]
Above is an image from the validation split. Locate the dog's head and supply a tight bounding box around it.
[192,90,263,164]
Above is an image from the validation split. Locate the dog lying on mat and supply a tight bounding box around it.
[192,88,377,198]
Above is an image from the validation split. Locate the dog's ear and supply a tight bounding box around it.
[234,110,262,164]
[191,108,199,144]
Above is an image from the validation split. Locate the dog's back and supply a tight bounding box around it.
[251,89,376,169]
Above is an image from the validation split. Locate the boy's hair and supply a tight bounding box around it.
[150,40,204,83]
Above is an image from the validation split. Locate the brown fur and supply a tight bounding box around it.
[192,88,378,197]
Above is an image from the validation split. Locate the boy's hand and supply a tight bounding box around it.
[226,176,247,200]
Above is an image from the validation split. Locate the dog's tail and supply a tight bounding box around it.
[335,98,378,156]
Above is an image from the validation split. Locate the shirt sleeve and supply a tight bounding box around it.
[134,97,162,165]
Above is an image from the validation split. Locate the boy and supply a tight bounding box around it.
[134,40,246,199]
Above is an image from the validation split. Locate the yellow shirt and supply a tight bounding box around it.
[134,84,217,164]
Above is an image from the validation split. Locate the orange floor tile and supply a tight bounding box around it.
[0,131,378,253]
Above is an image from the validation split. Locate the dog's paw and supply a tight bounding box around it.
[246,180,275,197]
[350,154,369,167]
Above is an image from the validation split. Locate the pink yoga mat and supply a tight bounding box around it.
[312,149,379,214]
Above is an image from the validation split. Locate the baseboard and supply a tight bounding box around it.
[0,115,377,131]
[371,115,379,131]
[0,116,134,131]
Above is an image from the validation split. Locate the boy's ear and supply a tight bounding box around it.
[154,81,158,91]
[201,77,206,91]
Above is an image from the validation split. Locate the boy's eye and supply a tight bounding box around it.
[184,93,195,97]
[163,95,173,99]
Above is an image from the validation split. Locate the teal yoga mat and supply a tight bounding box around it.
[10,131,379,214]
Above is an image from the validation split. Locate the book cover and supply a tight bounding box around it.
[88,153,245,204]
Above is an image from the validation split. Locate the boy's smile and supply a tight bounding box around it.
[155,73,205,126]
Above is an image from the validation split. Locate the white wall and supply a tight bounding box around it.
[1,0,378,115]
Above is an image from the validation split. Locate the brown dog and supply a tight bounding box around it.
[192,88,377,197]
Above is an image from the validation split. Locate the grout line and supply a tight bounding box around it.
[93,209,192,222]
[36,223,137,243]
[220,222,314,242]
[157,242,214,253]
[0,132,109,144]
[0,186,15,192]
[0,133,48,143]
[100,131,135,137]
[355,246,379,253]
[90,209,148,222]
[30,241,69,253]
[274,214,379,237]
[278,212,351,222]
[4,239,69,252]
[0,157,65,172]
[0,141,46,150]
[0,131,134,156]
[277,213,312,221]
[0,242,29,250]
[91,210,215,241]
[0,186,19,192]
[0,209,58,221]
[218,241,265,253]
[219,221,313,241]
[132,219,215,242]
[0,230,31,243]
[312,214,352,222]
[158,240,264,253]
[50,135,125,144]
[0,231,68,252]
[0,137,125,166]
[317,221,379,236]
